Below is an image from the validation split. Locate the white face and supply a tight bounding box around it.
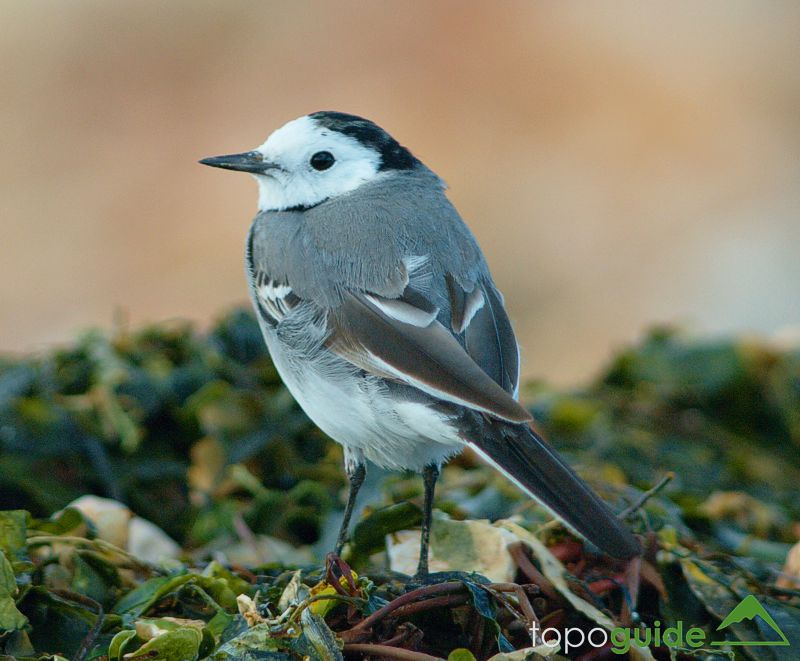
[252,116,383,211]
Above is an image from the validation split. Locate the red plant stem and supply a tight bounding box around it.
[325,553,357,597]
[549,540,584,564]
[586,578,618,594]
[514,584,539,626]
[229,564,258,584]
[485,586,524,622]
[508,543,560,602]
[489,582,528,592]
[341,581,466,639]
[620,555,641,626]
[639,559,666,598]
[388,593,471,620]
[381,624,420,648]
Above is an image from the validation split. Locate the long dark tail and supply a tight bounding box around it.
[460,413,641,560]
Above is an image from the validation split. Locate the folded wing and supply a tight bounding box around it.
[326,289,531,423]
[445,275,520,397]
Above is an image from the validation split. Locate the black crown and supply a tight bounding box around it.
[309,111,420,171]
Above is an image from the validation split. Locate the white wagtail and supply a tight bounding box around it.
[201,112,640,576]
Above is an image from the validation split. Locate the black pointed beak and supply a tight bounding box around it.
[199,150,276,174]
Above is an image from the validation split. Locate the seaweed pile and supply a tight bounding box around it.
[0,311,798,659]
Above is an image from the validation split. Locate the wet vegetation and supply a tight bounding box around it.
[1,311,798,659]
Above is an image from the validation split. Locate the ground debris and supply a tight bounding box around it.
[1,314,799,658]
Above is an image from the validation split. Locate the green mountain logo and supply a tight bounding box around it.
[710,594,789,647]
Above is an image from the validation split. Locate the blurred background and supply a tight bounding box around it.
[2,1,798,385]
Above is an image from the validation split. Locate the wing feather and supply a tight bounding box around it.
[446,275,520,396]
[466,283,519,395]
[326,290,531,423]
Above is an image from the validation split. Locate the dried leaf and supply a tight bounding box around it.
[387,515,518,582]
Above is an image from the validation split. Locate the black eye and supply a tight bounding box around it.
[310,151,335,171]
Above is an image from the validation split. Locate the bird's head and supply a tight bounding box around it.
[200,111,421,212]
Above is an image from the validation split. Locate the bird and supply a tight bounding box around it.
[200,111,640,577]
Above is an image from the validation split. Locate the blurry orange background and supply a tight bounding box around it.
[2,2,798,384]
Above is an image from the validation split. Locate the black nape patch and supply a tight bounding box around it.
[282,198,328,213]
[309,111,420,171]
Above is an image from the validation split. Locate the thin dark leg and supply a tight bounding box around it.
[415,463,440,578]
[334,462,366,556]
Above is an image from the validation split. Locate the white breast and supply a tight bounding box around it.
[261,328,465,471]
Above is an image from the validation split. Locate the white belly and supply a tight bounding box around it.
[263,329,465,471]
